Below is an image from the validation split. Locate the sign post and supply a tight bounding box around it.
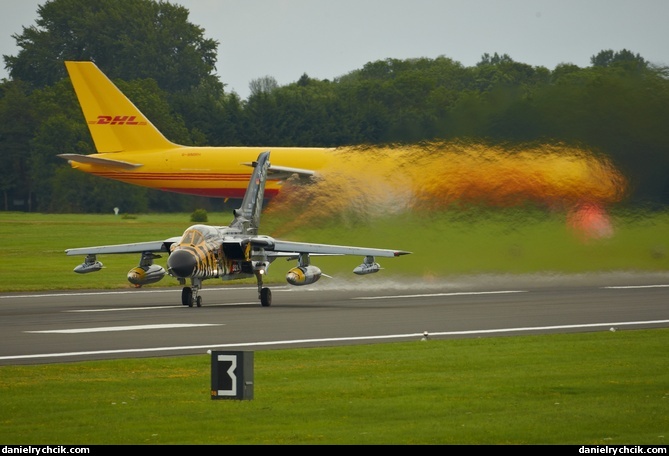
[210,351,254,400]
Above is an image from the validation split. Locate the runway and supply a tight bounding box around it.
[1,271,668,365]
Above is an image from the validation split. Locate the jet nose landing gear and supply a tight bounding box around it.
[181,279,203,307]
[255,267,272,307]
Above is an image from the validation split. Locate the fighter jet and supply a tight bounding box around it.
[65,151,411,307]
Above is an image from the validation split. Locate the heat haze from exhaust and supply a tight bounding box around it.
[265,141,627,234]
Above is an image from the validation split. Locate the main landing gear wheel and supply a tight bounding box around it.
[181,286,202,307]
[182,287,192,307]
[260,287,272,307]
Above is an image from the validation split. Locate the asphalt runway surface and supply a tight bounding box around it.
[1,271,668,365]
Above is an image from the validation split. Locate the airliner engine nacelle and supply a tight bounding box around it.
[127,264,166,286]
[286,265,322,286]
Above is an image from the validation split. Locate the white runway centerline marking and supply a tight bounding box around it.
[26,323,222,334]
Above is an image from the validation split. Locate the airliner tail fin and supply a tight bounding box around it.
[65,61,178,153]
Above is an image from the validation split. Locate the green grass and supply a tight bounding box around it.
[0,330,667,444]
[1,207,668,292]
[1,209,667,444]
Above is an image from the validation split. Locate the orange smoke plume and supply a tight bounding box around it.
[265,140,627,231]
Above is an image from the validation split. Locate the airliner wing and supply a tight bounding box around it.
[58,153,143,169]
[65,237,181,255]
[241,162,317,180]
[268,164,317,179]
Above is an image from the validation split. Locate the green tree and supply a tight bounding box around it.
[244,79,285,145]
[0,80,38,210]
[25,79,81,212]
[533,63,669,204]
[170,77,242,146]
[4,0,219,93]
[50,167,150,213]
[1,0,228,212]
[591,49,648,72]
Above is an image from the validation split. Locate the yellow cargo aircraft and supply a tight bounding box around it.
[58,61,335,199]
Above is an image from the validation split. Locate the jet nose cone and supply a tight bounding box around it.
[167,249,197,278]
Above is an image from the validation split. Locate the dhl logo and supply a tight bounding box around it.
[88,115,146,125]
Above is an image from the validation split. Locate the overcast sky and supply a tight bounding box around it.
[2,0,668,99]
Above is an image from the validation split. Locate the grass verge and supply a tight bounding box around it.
[0,329,667,444]
[0,208,668,292]
[0,209,667,444]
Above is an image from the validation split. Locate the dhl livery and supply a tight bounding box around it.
[66,152,410,307]
[58,61,335,199]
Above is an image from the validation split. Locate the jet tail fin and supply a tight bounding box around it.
[231,151,271,235]
[64,61,179,153]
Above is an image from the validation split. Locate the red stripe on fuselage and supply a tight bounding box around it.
[90,172,252,181]
[87,172,282,198]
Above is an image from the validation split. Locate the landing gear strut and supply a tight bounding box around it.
[255,267,272,307]
[181,279,202,307]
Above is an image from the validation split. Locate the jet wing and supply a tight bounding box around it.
[58,153,142,169]
[65,237,181,256]
[250,237,410,258]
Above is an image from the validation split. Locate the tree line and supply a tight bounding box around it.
[1,0,668,213]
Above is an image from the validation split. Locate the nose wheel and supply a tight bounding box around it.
[181,281,202,307]
[255,268,272,307]
[260,287,272,307]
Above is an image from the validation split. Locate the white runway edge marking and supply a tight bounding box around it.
[0,290,182,299]
[66,303,258,312]
[603,284,669,289]
[68,306,181,312]
[0,286,272,299]
[352,290,527,299]
[4,319,669,361]
[25,323,221,334]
